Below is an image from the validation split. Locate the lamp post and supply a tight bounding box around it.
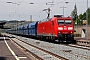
[7,2,20,5]
[29,2,34,4]
[6,2,12,3]
[60,1,69,17]
[7,1,20,31]
[60,6,67,17]
[86,0,88,40]
[30,15,32,22]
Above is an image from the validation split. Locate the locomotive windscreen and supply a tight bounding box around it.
[65,20,72,24]
[58,20,72,25]
[58,20,64,24]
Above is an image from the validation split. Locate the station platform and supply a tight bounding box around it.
[0,37,32,60]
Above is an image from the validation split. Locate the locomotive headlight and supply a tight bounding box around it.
[68,27,73,30]
[71,31,72,33]
[58,27,63,30]
[59,32,61,33]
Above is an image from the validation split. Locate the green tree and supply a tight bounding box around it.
[71,4,78,21]
[77,8,90,25]
[79,14,83,20]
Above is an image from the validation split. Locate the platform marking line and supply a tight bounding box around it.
[9,38,27,59]
[4,37,20,60]
[18,57,27,59]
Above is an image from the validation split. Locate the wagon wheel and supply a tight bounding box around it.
[50,36,55,43]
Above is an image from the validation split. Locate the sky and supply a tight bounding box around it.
[0,0,90,21]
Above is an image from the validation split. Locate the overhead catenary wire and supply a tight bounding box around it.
[31,0,90,17]
[8,0,24,20]
[0,0,89,20]
[7,0,48,20]
[29,0,68,20]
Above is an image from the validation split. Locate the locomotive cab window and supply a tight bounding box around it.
[65,20,72,24]
[58,20,72,25]
[58,20,64,24]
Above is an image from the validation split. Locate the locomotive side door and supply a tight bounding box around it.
[51,21,54,35]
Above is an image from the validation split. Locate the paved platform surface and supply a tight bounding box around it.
[0,37,32,60]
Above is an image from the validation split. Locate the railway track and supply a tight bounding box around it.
[68,44,90,50]
[2,33,90,60]
[60,44,90,59]
[60,43,90,50]
[11,37,90,60]
[8,37,68,60]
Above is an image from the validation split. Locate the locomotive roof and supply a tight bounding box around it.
[39,15,72,23]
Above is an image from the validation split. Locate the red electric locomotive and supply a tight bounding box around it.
[37,15,75,43]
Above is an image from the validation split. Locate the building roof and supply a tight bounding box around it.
[0,22,6,25]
